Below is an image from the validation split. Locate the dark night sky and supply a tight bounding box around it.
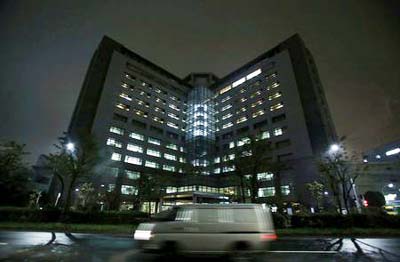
[1,0,399,163]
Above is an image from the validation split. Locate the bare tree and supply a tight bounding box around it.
[46,135,100,214]
[232,135,285,204]
[319,140,363,214]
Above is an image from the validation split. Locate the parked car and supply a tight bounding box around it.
[134,204,276,258]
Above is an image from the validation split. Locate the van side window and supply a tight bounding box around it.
[175,209,194,222]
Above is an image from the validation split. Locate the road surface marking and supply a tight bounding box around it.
[267,250,338,254]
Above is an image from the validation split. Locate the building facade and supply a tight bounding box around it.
[357,139,400,206]
[67,34,337,210]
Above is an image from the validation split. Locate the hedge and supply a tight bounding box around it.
[0,207,149,224]
[289,214,400,229]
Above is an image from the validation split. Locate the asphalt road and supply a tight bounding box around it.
[0,231,399,261]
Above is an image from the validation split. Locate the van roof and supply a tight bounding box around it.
[176,204,263,209]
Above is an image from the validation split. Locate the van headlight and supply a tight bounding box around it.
[134,230,153,240]
[134,223,155,240]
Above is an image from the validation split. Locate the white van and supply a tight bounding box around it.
[134,204,276,256]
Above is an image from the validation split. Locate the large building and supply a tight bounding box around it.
[357,139,400,206]
[67,34,337,211]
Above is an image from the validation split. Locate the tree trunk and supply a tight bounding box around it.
[250,174,258,203]
[239,176,246,203]
[341,181,350,214]
[63,175,77,215]
[54,173,64,207]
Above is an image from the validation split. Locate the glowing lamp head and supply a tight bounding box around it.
[329,144,340,153]
[66,142,75,152]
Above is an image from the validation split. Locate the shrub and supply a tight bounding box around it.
[272,212,289,228]
[0,207,148,224]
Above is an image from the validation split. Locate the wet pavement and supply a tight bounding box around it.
[0,231,399,261]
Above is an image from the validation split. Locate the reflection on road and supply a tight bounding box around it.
[0,231,399,261]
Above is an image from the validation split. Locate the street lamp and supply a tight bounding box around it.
[66,142,75,153]
[329,144,340,153]
[388,183,394,188]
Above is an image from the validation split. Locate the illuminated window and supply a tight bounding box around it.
[106,138,122,148]
[237,107,247,113]
[222,165,235,172]
[221,104,232,112]
[236,116,247,124]
[222,122,233,129]
[221,96,231,103]
[273,128,283,136]
[246,69,262,80]
[119,93,132,101]
[147,149,161,157]
[260,131,270,139]
[268,91,282,100]
[169,104,180,111]
[166,186,177,193]
[267,81,280,90]
[127,143,143,153]
[258,187,275,197]
[154,107,165,114]
[148,137,161,145]
[251,99,264,108]
[124,72,135,80]
[109,126,124,135]
[125,170,140,180]
[214,157,221,164]
[121,185,137,195]
[111,152,122,161]
[116,103,130,111]
[124,155,142,165]
[108,167,119,177]
[164,153,177,161]
[229,141,235,149]
[214,168,221,174]
[134,109,148,118]
[168,112,179,120]
[250,90,262,99]
[154,88,162,93]
[223,154,235,161]
[163,165,175,172]
[240,97,247,103]
[153,116,164,124]
[145,161,159,169]
[166,143,178,150]
[266,72,277,80]
[240,88,246,94]
[222,113,233,120]
[232,77,246,87]
[386,148,400,156]
[129,132,144,141]
[121,82,132,90]
[167,122,179,129]
[252,109,265,118]
[220,85,232,95]
[257,172,273,181]
[270,102,284,111]
[281,185,291,195]
[237,137,250,146]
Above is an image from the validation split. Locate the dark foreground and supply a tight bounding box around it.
[0,231,399,261]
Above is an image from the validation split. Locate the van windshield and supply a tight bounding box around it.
[153,207,178,221]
